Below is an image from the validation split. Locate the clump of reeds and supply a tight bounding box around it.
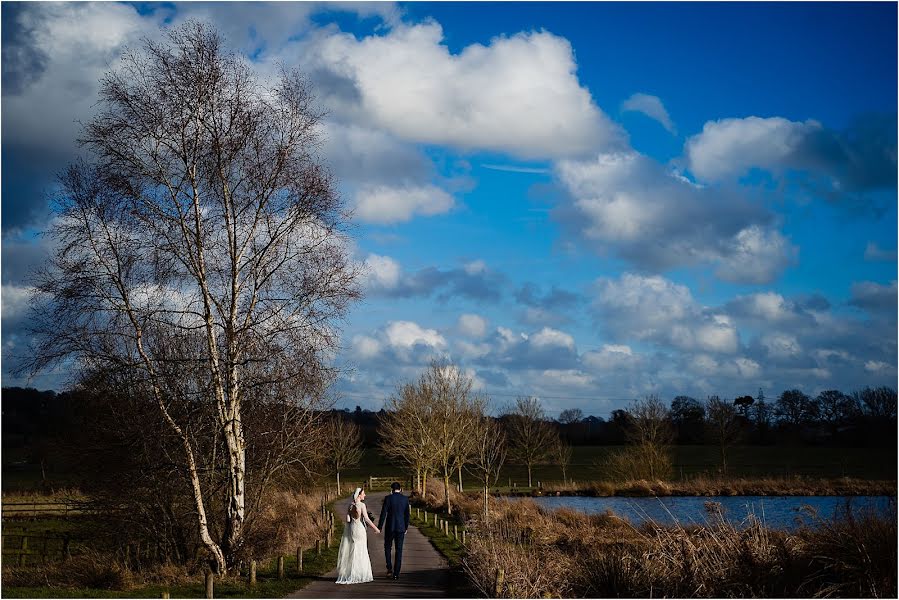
[462,494,897,598]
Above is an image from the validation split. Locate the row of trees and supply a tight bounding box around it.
[604,387,897,479]
[375,363,574,517]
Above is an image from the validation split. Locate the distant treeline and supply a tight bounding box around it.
[335,387,898,449]
[3,385,897,472]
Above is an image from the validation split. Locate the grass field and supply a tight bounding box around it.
[1,505,344,598]
[339,444,897,490]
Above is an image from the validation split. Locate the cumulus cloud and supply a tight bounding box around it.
[554,151,795,283]
[592,273,739,354]
[363,254,402,289]
[582,344,640,371]
[684,115,897,200]
[849,280,897,314]
[300,22,624,158]
[363,256,506,302]
[351,319,448,365]
[621,92,676,134]
[354,184,455,224]
[715,225,797,284]
[458,314,488,338]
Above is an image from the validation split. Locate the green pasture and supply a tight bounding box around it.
[340,444,897,489]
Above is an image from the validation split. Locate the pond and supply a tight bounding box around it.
[528,495,895,531]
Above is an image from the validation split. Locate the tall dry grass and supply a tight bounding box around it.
[540,475,896,497]
[2,486,334,591]
[462,497,897,598]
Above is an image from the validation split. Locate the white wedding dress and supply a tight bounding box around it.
[336,499,375,584]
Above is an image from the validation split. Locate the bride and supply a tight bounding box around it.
[336,487,380,584]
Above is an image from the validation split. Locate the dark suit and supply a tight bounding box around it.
[378,491,411,577]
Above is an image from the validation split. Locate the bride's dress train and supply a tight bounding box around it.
[336,498,376,584]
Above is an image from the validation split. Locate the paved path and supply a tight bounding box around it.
[286,492,449,598]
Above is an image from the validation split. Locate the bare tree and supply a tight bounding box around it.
[323,415,363,493]
[471,415,507,520]
[608,395,674,481]
[705,396,741,475]
[558,408,584,424]
[380,382,437,494]
[551,435,573,485]
[505,396,555,488]
[26,22,358,573]
[424,363,483,515]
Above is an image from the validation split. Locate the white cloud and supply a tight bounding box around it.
[352,335,383,360]
[849,280,897,313]
[1,284,36,330]
[530,327,575,350]
[864,360,892,373]
[684,116,822,182]
[458,314,488,338]
[735,357,761,378]
[4,2,156,151]
[363,254,402,290]
[354,184,455,224]
[540,369,593,388]
[384,320,447,350]
[694,315,739,354]
[583,344,638,371]
[736,292,791,321]
[592,273,739,354]
[555,151,794,283]
[716,225,797,285]
[621,92,676,134]
[761,333,802,359]
[593,273,694,337]
[305,22,623,158]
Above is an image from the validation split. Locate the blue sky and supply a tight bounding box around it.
[2,2,896,417]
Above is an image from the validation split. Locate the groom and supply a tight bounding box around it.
[378,481,411,580]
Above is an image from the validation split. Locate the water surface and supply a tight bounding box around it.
[527,495,894,531]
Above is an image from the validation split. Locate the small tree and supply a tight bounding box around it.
[558,408,584,424]
[854,387,898,420]
[734,395,755,417]
[324,416,363,493]
[705,396,741,475]
[775,389,819,426]
[670,396,705,444]
[379,382,437,494]
[471,415,507,520]
[505,396,556,488]
[614,395,674,481]
[552,436,573,485]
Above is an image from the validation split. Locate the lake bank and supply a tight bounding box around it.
[497,475,897,498]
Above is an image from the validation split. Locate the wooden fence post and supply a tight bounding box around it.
[316,540,322,555]
[160,592,170,599]
[278,555,285,579]
[454,524,458,540]
[297,547,303,573]
[249,560,257,588]
[494,567,505,597]
[433,513,438,527]
[462,530,466,545]
[205,571,214,599]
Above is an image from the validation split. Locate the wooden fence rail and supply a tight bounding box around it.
[2,501,80,518]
